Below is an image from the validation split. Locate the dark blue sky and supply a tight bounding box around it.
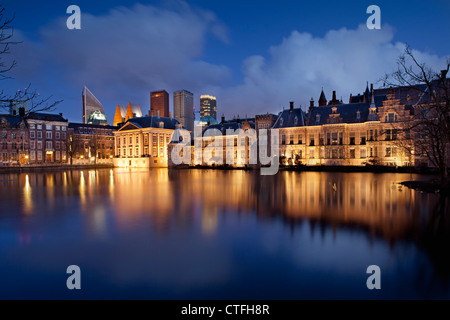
[2,0,450,122]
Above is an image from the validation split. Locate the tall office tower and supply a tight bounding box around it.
[150,90,169,117]
[200,95,217,120]
[82,86,108,125]
[173,90,194,132]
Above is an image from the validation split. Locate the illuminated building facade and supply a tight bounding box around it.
[0,112,70,166]
[186,81,447,169]
[276,86,417,167]
[200,95,217,120]
[191,118,256,167]
[114,115,181,168]
[68,123,117,165]
[150,90,170,118]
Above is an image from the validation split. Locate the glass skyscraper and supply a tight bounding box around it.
[200,95,217,121]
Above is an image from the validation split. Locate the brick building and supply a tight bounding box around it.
[68,123,117,165]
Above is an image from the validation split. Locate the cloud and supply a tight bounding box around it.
[8,3,450,121]
[10,1,231,111]
[215,24,449,117]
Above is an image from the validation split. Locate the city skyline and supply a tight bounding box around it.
[1,0,449,124]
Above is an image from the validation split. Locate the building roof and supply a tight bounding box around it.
[272,108,306,128]
[319,89,327,103]
[308,103,369,126]
[202,121,255,135]
[26,112,68,122]
[307,92,389,126]
[118,116,181,131]
[0,114,26,127]
[69,122,118,130]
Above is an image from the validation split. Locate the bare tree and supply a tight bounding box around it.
[0,5,62,115]
[382,45,450,185]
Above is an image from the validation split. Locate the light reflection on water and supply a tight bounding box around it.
[0,168,449,299]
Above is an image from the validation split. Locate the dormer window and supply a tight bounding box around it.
[332,107,337,114]
[159,122,164,128]
[294,116,298,126]
[385,112,398,123]
[316,114,320,124]
[279,118,284,126]
[356,110,361,120]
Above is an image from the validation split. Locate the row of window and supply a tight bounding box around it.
[1,133,26,140]
[116,134,171,148]
[29,131,66,140]
[77,127,113,135]
[29,124,67,131]
[280,130,398,146]
[286,147,397,159]
[29,141,64,150]
[1,151,67,162]
[117,146,164,158]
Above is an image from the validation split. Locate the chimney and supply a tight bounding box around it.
[441,70,448,79]
[332,91,336,101]
[59,113,63,117]
[370,83,373,93]
[19,107,25,117]
[290,101,294,111]
[221,115,225,124]
[310,98,314,108]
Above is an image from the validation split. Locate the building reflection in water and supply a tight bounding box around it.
[4,168,449,273]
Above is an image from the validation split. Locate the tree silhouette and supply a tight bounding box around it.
[382,45,450,185]
[0,5,61,115]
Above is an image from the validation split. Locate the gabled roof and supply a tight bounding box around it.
[118,122,142,131]
[272,108,306,129]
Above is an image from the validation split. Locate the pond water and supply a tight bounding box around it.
[0,168,449,299]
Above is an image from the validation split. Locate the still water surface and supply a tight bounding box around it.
[0,168,449,299]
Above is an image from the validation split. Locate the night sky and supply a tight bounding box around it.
[2,0,450,123]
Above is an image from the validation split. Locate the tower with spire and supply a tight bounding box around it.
[318,88,327,107]
[368,84,378,121]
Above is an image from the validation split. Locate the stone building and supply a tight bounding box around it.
[276,85,417,167]
[114,115,181,168]
[191,118,256,167]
